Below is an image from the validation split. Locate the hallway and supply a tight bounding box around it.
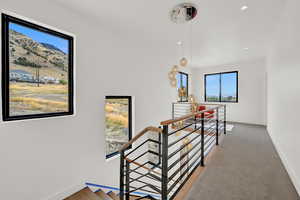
[186,123,300,200]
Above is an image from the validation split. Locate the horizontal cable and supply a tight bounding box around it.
[148,150,160,157]
[168,122,195,136]
[129,178,161,191]
[130,161,149,173]
[128,171,161,184]
[204,135,216,147]
[129,151,148,164]
[129,185,160,195]
[204,125,217,133]
[125,139,160,157]
[148,162,162,170]
[204,137,216,153]
[168,134,201,159]
[168,137,202,171]
[168,145,202,181]
[204,142,216,157]
[167,152,202,194]
[168,125,202,147]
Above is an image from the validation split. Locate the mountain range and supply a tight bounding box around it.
[9,29,68,73]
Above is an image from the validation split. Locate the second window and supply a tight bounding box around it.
[204,71,238,103]
[177,72,189,102]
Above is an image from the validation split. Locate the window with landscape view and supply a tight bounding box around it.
[205,71,238,103]
[2,14,74,121]
[177,72,189,102]
[105,96,132,159]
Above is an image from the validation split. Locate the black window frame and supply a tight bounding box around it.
[105,96,132,159]
[177,72,189,102]
[1,13,74,121]
[204,71,238,103]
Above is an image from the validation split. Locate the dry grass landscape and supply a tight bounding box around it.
[105,99,129,156]
[10,82,68,115]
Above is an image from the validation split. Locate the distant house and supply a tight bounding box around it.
[10,69,34,82]
[41,76,59,84]
[10,70,59,84]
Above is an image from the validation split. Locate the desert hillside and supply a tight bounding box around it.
[9,29,68,80]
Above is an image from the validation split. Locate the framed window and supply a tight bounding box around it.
[177,72,189,102]
[105,96,132,159]
[204,71,238,103]
[2,13,74,121]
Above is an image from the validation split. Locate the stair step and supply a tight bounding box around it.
[95,189,113,200]
[64,187,102,200]
[107,191,119,200]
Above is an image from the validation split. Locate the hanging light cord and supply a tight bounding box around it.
[189,20,193,66]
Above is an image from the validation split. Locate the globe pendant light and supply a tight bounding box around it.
[180,57,188,67]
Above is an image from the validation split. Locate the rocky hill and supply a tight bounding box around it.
[9,29,68,73]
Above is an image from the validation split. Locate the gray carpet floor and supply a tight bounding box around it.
[186,123,300,200]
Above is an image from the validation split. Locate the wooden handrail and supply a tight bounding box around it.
[119,126,162,152]
[160,105,224,126]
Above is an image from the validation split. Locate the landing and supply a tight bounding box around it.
[186,123,300,200]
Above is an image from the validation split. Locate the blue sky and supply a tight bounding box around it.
[9,22,69,54]
[206,73,237,97]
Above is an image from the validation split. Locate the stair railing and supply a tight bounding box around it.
[119,104,226,200]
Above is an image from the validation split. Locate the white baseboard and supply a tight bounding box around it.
[267,128,300,196]
[42,182,86,200]
[229,121,266,127]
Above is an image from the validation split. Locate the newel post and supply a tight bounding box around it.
[201,112,205,167]
[161,125,169,200]
[120,151,125,200]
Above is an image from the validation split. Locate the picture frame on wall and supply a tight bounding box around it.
[1,12,75,121]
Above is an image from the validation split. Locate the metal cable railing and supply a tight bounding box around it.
[119,104,226,200]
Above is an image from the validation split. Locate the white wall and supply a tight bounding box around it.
[266,0,300,194]
[192,58,267,125]
[0,1,181,199]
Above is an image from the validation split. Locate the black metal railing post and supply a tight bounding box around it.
[120,151,125,200]
[159,126,162,165]
[216,107,219,146]
[125,160,130,200]
[224,105,227,135]
[201,113,205,167]
[172,103,175,119]
[161,125,169,200]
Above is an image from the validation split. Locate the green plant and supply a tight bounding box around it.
[59,79,68,85]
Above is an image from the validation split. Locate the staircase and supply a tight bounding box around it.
[64,187,151,200]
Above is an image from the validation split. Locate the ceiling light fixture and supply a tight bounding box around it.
[170,3,198,24]
[244,47,249,50]
[241,5,248,11]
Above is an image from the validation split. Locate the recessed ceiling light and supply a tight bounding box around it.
[241,5,248,11]
[177,41,182,45]
[244,47,249,50]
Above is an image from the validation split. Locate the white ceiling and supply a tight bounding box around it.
[53,0,287,68]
